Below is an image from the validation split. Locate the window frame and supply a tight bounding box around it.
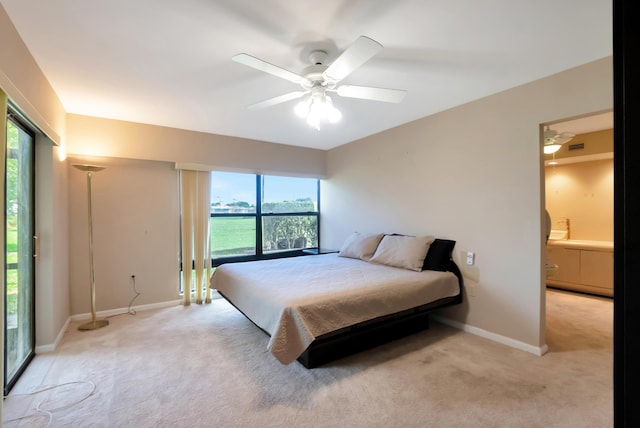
[211,174,320,267]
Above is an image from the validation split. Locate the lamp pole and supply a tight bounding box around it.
[73,164,109,330]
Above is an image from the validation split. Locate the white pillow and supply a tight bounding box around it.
[338,232,384,261]
[369,235,435,271]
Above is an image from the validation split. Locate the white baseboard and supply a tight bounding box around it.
[69,299,182,322]
[35,317,70,354]
[36,299,183,354]
[431,314,549,356]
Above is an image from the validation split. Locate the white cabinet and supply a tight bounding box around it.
[580,250,614,289]
[547,247,580,283]
[546,241,613,297]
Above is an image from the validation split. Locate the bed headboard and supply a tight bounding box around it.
[424,239,463,302]
[422,239,456,271]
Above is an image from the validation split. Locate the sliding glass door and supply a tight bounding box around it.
[4,113,35,394]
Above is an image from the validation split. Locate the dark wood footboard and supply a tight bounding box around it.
[297,293,461,368]
[298,259,463,368]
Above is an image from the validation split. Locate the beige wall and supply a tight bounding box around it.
[546,159,614,241]
[1,4,69,357]
[68,157,181,314]
[322,57,613,353]
[66,114,326,178]
[0,6,65,145]
[35,142,70,351]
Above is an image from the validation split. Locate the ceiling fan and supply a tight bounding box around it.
[232,36,407,129]
[543,125,575,154]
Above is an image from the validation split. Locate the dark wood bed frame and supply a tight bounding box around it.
[219,258,463,369]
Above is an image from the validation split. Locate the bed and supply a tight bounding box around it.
[210,233,463,368]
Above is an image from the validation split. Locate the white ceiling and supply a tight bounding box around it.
[1,0,612,150]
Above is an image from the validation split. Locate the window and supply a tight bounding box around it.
[261,175,318,254]
[210,171,257,258]
[210,172,319,264]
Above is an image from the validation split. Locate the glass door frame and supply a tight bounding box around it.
[4,108,36,395]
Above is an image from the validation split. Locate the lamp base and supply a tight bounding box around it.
[78,319,109,331]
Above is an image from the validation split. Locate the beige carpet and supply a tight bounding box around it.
[3,288,612,427]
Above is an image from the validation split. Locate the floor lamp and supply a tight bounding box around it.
[74,164,109,331]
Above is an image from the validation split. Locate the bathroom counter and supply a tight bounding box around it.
[548,239,613,252]
[546,239,613,297]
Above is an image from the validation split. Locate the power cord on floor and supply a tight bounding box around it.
[107,274,141,319]
[3,380,97,427]
[126,274,141,315]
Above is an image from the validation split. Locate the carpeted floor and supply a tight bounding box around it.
[3,288,612,427]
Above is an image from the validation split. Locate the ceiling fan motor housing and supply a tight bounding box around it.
[308,50,328,65]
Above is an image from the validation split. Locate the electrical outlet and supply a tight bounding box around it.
[466,251,475,265]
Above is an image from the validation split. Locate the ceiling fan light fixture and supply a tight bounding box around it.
[294,96,311,118]
[306,97,325,130]
[326,96,342,123]
[295,91,341,129]
[543,144,562,154]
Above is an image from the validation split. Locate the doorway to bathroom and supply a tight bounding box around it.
[543,110,614,299]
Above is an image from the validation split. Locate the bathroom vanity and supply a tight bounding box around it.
[546,239,613,297]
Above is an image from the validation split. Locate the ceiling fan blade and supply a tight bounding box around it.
[247,91,307,110]
[232,53,309,85]
[336,85,406,103]
[545,129,575,145]
[558,132,576,139]
[555,134,576,145]
[323,36,383,83]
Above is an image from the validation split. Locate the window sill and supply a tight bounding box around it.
[212,249,308,267]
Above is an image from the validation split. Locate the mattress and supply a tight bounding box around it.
[210,253,460,364]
